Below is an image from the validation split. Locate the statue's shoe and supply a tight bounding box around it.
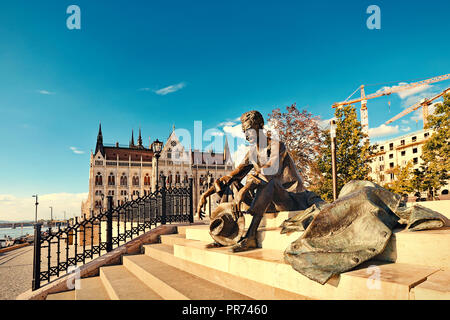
[229,238,258,253]
[205,242,223,249]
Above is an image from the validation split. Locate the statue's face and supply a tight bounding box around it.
[241,112,264,145]
[242,122,259,144]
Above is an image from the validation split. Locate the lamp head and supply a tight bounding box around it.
[153,139,163,154]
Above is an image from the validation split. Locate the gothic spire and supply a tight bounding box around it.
[223,135,230,164]
[95,123,105,156]
[129,129,135,148]
[138,127,143,148]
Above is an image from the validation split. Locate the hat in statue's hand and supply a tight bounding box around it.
[209,202,245,246]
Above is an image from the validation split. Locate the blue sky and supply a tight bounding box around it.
[0,0,449,220]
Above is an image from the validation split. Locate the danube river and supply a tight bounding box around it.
[0,226,35,239]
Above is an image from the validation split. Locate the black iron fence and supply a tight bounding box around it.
[32,177,193,291]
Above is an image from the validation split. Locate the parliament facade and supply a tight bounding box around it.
[81,125,234,217]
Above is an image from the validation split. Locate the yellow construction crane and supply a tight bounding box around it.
[385,87,450,128]
[332,73,450,138]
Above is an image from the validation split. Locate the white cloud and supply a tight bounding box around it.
[218,121,236,127]
[400,126,411,132]
[401,119,410,124]
[211,131,224,137]
[70,146,85,154]
[0,192,88,222]
[368,124,399,138]
[376,83,432,99]
[397,84,432,99]
[37,90,54,95]
[317,117,337,130]
[154,82,186,95]
[223,123,245,139]
[402,91,436,108]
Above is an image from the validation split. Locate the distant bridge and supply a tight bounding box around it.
[0,221,69,229]
[0,222,34,229]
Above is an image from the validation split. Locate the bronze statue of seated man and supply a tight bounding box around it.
[197,110,324,253]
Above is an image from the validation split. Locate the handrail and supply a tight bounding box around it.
[31,176,193,291]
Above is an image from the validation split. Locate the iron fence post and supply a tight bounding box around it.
[32,223,42,291]
[189,178,194,223]
[161,175,167,225]
[106,196,113,252]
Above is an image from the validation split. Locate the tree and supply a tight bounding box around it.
[411,168,426,200]
[313,105,374,202]
[419,93,450,200]
[268,103,322,186]
[384,161,414,195]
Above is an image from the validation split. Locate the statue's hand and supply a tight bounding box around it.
[219,175,232,185]
[197,195,207,220]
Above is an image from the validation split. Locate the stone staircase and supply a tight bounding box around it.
[47,211,450,300]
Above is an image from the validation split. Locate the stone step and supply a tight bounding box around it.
[144,243,311,300]
[160,233,188,246]
[176,222,208,235]
[244,211,302,229]
[100,265,163,300]
[375,227,450,270]
[179,212,295,234]
[75,276,110,300]
[412,270,450,300]
[184,225,300,251]
[46,290,75,300]
[168,238,443,300]
[184,224,450,270]
[47,276,110,300]
[123,254,252,300]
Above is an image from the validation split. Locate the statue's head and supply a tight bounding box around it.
[241,111,264,144]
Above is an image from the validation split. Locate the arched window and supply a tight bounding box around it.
[167,171,173,185]
[108,173,115,186]
[167,148,172,159]
[183,172,188,183]
[175,172,180,184]
[95,173,103,186]
[144,174,150,186]
[120,173,127,186]
[132,175,139,186]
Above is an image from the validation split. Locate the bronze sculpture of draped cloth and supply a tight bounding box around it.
[282,180,447,285]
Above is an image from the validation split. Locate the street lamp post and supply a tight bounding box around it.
[207,171,213,218]
[49,206,53,227]
[32,195,39,224]
[153,139,163,189]
[330,119,337,201]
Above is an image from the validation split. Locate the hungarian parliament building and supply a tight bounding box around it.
[81,124,234,217]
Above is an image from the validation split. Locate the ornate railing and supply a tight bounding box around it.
[32,177,193,291]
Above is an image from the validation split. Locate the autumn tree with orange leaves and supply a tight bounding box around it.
[268,103,323,187]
